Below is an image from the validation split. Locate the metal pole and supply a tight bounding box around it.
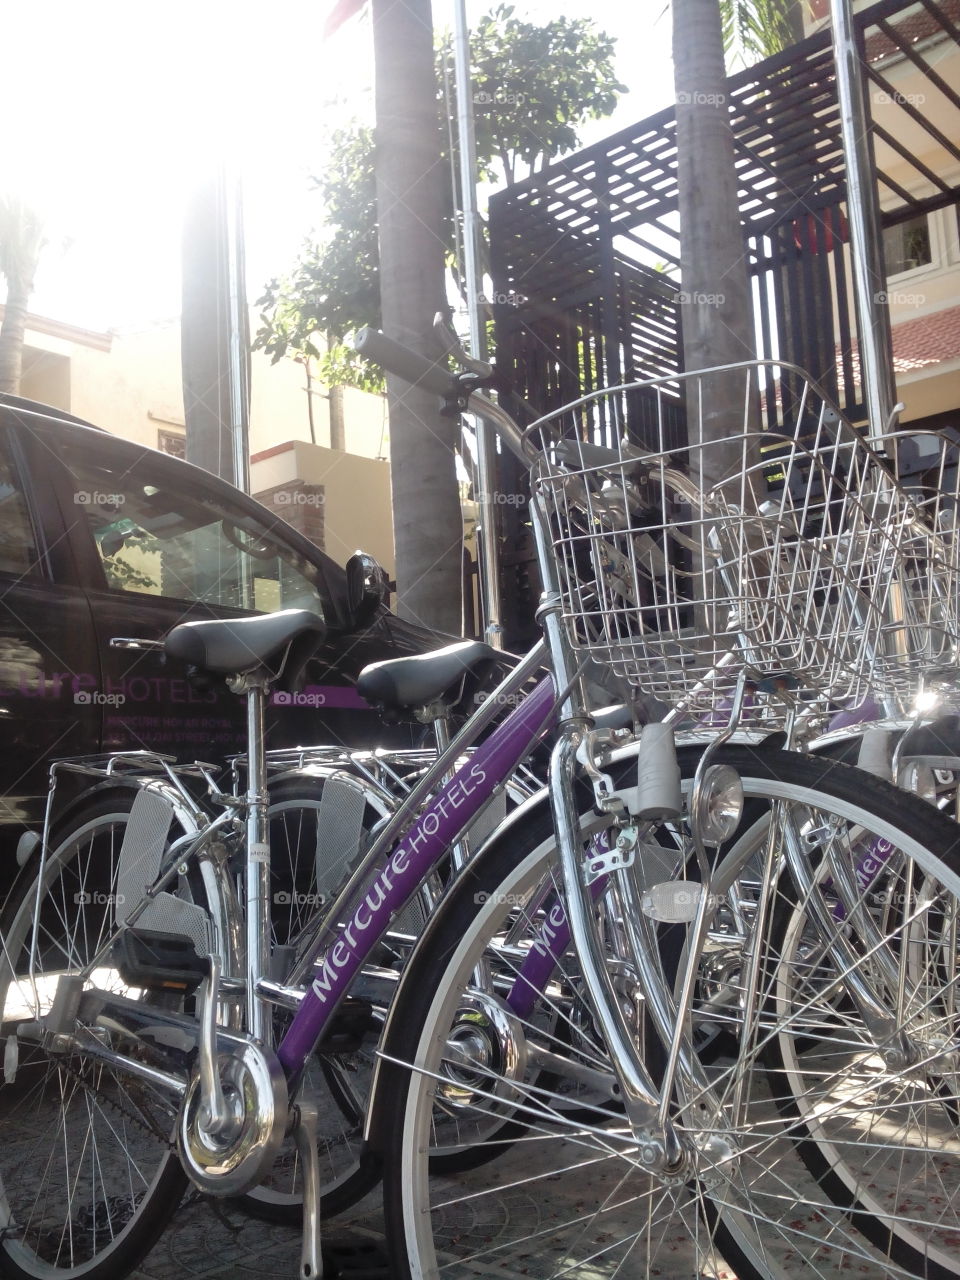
[830,0,898,441]
[453,0,504,648]
[222,165,252,493]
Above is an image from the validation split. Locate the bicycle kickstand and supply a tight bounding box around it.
[294,1098,324,1279]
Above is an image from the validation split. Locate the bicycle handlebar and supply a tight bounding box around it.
[353,327,461,398]
[352,326,532,463]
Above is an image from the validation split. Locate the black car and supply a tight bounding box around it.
[0,392,443,839]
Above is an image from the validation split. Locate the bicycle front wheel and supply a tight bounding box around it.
[763,795,960,1278]
[379,746,960,1279]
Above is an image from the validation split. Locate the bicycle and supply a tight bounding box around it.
[0,338,957,1280]
[353,331,960,1278]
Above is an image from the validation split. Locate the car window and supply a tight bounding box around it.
[0,437,42,577]
[58,440,327,617]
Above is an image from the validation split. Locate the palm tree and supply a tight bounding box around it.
[0,196,45,395]
[371,0,464,635]
[673,0,761,490]
[721,0,806,66]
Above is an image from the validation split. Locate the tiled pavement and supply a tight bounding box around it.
[130,1188,390,1279]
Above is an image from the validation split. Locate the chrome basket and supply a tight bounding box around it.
[527,363,959,717]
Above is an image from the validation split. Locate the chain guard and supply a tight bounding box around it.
[178,1038,288,1195]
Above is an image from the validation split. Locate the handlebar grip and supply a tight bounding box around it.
[353,327,461,397]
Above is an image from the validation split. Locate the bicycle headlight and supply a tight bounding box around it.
[693,764,744,846]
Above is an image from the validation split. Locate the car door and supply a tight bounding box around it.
[45,426,388,761]
[0,416,100,830]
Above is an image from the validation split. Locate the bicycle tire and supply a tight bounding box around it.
[377,745,960,1280]
[761,781,960,1279]
[0,793,194,1279]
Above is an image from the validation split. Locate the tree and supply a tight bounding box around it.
[0,196,45,396]
[720,0,807,67]
[673,0,764,492]
[254,7,625,383]
[254,127,382,391]
[370,0,462,634]
[254,5,624,633]
[438,6,624,189]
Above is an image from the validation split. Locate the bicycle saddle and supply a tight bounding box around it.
[165,609,326,690]
[358,640,500,716]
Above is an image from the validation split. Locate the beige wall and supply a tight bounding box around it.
[15,313,388,461]
[252,440,395,575]
[899,362,960,423]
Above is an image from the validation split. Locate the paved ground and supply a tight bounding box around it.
[130,1188,389,1279]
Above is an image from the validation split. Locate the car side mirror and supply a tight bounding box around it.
[346,551,390,629]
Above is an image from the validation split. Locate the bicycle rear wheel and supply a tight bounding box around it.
[0,793,195,1279]
[378,746,960,1279]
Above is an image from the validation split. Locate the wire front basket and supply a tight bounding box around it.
[528,363,959,717]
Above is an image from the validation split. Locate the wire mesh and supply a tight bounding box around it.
[891,429,960,684]
[527,363,959,717]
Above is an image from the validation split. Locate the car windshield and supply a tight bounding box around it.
[58,437,330,618]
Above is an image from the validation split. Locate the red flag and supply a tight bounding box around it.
[324,0,367,38]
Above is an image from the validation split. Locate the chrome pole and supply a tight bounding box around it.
[453,0,504,647]
[830,0,898,442]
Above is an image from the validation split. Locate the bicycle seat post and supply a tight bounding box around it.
[242,672,272,1045]
[426,704,472,874]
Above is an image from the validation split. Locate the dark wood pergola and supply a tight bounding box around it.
[484,0,960,642]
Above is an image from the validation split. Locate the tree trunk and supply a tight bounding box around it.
[785,0,806,45]
[326,335,346,450]
[372,0,463,636]
[181,168,251,489]
[674,0,760,494]
[0,275,32,395]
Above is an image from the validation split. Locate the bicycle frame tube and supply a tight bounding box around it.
[276,675,557,1076]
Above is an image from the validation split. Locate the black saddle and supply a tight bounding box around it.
[357,640,500,718]
[165,609,326,691]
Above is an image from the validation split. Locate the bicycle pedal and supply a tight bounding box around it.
[318,997,376,1054]
[114,929,212,993]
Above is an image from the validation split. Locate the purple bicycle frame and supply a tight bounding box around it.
[277,675,561,1073]
[278,672,904,1078]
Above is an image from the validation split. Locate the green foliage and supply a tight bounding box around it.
[720,0,807,66]
[438,4,626,186]
[254,7,624,388]
[255,127,381,385]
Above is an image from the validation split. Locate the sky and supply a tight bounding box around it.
[3,1,675,332]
